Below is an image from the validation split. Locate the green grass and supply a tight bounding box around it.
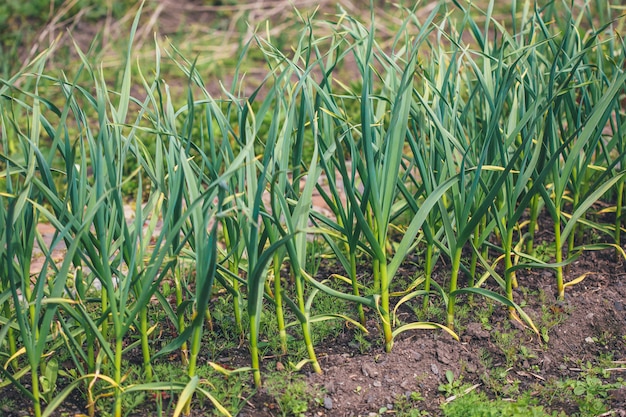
[443,390,566,417]
[264,371,322,417]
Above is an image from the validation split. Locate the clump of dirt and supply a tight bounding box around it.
[305,335,477,416]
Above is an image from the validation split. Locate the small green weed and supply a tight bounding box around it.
[532,241,557,263]
[492,327,519,367]
[475,301,495,330]
[351,330,373,354]
[438,370,470,398]
[264,371,321,417]
[414,302,446,323]
[533,359,624,417]
[442,390,565,417]
[539,303,569,343]
[558,374,624,416]
[393,391,430,416]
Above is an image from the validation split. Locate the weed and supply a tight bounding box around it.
[0,398,17,415]
[475,301,495,330]
[478,348,493,369]
[442,390,565,417]
[534,359,625,417]
[393,391,430,417]
[414,302,446,323]
[492,328,520,367]
[196,365,253,416]
[479,364,520,398]
[351,330,373,355]
[452,303,471,332]
[519,345,537,361]
[533,241,557,263]
[264,372,320,417]
[438,370,470,398]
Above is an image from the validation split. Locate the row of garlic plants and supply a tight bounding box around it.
[1,1,625,416]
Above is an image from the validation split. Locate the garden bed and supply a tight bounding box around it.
[1,1,626,416]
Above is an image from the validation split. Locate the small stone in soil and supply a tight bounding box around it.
[362,363,378,378]
[436,343,454,364]
[431,363,439,375]
[542,355,552,370]
[323,396,333,409]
